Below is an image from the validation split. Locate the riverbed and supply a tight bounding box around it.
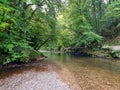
[0,53,120,90]
[46,53,120,90]
[0,62,74,90]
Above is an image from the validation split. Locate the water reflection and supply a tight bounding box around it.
[46,53,120,73]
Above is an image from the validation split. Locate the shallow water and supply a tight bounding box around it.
[45,53,120,90]
[0,52,120,90]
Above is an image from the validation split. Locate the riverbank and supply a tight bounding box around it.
[40,47,120,60]
[0,54,120,90]
[0,61,77,90]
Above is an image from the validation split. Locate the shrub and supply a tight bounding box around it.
[76,31,103,49]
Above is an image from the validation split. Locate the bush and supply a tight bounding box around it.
[76,31,103,49]
[109,50,120,58]
[0,40,30,65]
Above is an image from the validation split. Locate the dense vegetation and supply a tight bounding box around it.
[0,0,120,65]
[0,0,61,64]
[55,0,120,50]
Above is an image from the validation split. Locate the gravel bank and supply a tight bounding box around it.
[0,66,72,90]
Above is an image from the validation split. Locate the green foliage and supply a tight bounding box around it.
[0,0,31,65]
[57,29,74,48]
[0,41,30,64]
[109,50,120,58]
[0,0,62,65]
[28,0,62,50]
[29,49,44,60]
[29,10,56,50]
[100,0,120,37]
[0,23,9,30]
[59,0,103,50]
[1,0,120,64]
[67,1,93,33]
[75,31,103,48]
[55,14,75,49]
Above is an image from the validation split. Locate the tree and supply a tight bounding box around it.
[64,0,103,49]
[0,0,62,64]
[100,0,120,37]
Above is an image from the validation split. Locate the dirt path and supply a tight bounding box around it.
[108,46,120,50]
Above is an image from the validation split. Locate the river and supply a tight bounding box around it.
[45,53,120,90]
[0,52,120,90]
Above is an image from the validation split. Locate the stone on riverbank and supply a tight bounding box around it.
[0,65,72,90]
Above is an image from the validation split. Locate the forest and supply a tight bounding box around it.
[0,0,120,65]
[1,0,120,90]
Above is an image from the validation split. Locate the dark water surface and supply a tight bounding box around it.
[45,53,120,90]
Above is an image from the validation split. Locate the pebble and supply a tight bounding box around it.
[0,71,72,90]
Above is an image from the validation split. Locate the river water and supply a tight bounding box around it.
[45,53,120,90]
[0,52,120,90]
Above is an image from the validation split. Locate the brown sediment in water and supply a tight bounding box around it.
[57,67,82,90]
[60,66,120,90]
[46,55,120,90]
[52,63,120,90]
